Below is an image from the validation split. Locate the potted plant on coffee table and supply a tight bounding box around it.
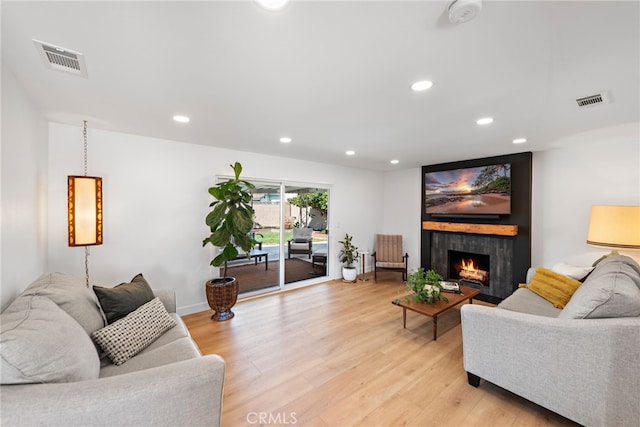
[202,162,256,321]
[338,233,359,282]
[400,268,448,304]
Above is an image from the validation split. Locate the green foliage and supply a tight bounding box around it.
[406,268,448,304]
[338,233,359,268]
[288,192,328,212]
[472,164,511,194]
[202,162,256,278]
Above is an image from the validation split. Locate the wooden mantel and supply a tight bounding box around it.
[423,221,518,237]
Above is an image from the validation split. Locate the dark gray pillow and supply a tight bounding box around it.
[93,274,155,324]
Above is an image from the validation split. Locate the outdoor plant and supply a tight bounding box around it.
[202,162,256,279]
[399,268,448,304]
[338,233,359,268]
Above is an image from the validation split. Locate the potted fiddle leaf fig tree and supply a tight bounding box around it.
[202,162,256,321]
[338,233,359,282]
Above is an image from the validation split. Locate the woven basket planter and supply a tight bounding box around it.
[205,277,239,321]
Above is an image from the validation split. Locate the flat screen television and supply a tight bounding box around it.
[425,163,511,215]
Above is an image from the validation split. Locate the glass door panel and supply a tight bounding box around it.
[227,182,281,296]
[284,186,329,285]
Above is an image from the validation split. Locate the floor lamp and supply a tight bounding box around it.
[586,205,640,255]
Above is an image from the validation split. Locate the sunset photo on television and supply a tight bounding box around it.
[425,164,511,215]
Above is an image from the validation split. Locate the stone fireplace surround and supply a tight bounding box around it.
[431,231,515,301]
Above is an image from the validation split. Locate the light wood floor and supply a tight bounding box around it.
[183,272,578,427]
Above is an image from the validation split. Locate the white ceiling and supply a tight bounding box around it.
[3,1,639,171]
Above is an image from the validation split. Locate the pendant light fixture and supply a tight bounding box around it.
[67,120,103,286]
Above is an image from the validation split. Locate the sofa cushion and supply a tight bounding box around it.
[559,255,640,319]
[1,295,100,384]
[521,267,582,309]
[498,288,562,317]
[91,297,176,366]
[99,337,201,378]
[21,272,105,334]
[93,273,155,324]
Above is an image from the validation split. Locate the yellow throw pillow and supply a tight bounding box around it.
[523,267,582,308]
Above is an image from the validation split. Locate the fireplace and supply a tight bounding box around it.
[427,231,518,302]
[448,250,490,287]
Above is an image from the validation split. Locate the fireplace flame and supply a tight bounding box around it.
[461,258,478,272]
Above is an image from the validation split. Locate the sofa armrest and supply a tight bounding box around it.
[461,304,640,427]
[1,355,225,427]
[153,288,176,313]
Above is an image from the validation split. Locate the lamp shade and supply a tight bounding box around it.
[68,175,103,246]
[586,205,640,250]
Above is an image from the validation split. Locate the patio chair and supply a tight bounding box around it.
[288,227,313,259]
[372,234,408,281]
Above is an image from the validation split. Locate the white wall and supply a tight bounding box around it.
[47,123,384,314]
[380,167,421,272]
[532,131,640,266]
[4,68,637,314]
[1,65,49,311]
[379,128,640,276]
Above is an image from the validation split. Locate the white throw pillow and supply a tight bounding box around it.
[551,262,594,281]
[91,297,176,365]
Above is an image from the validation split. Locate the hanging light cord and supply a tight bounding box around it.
[83,120,88,176]
[83,120,90,288]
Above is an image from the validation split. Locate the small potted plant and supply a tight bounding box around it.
[403,268,448,304]
[338,233,359,282]
[202,162,256,321]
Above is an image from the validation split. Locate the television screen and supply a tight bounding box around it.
[425,164,511,215]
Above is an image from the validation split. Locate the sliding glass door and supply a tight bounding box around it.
[283,186,329,286]
[224,180,329,296]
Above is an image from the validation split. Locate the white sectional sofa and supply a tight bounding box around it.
[1,272,225,427]
[461,255,640,427]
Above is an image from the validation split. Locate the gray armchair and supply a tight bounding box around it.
[288,227,313,258]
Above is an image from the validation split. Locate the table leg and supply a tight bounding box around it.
[265,254,268,271]
[433,315,438,341]
[403,308,407,328]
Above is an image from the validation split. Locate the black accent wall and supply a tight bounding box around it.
[421,152,532,302]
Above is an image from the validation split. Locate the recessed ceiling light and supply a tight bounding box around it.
[411,80,433,92]
[346,150,355,156]
[280,137,292,143]
[512,138,527,144]
[255,0,289,11]
[173,115,190,123]
[390,159,400,164]
[476,117,494,125]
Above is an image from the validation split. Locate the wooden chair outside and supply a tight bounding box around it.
[372,234,408,281]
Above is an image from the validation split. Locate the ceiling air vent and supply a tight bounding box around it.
[33,39,88,78]
[576,91,610,108]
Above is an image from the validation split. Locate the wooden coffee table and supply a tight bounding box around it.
[392,285,481,340]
